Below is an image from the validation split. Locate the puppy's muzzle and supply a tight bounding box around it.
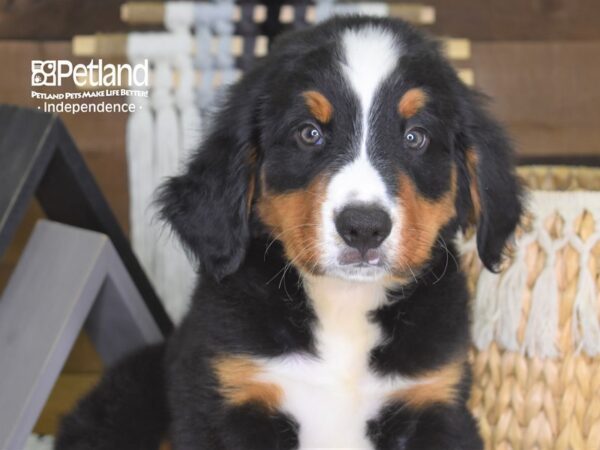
[334,205,392,265]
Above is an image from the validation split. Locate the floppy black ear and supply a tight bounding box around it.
[157,69,264,280]
[456,90,523,272]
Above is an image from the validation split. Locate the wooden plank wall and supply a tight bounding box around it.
[0,0,599,437]
[472,40,600,159]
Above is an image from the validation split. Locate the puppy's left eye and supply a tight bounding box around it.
[297,123,325,147]
[404,127,429,151]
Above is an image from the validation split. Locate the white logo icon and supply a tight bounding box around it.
[31,60,57,86]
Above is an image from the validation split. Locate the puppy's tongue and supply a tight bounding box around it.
[365,249,380,265]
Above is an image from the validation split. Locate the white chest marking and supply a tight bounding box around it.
[257,276,418,449]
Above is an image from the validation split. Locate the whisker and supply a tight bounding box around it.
[266,238,323,286]
[263,223,320,259]
[277,241,324,289]
[431,237,450,284]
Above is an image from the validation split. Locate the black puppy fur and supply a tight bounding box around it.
[55,344,168,450]
[57,16,522,450]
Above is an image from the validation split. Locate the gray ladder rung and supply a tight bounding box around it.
[0,220,164,450]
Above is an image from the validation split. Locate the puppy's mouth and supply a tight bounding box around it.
[338,247,384,267]
[322,247,389,282]
[327,262,388,282]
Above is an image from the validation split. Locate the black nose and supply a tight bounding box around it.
[334,205,392,255]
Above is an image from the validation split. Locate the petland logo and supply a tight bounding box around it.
[31,59,149,87]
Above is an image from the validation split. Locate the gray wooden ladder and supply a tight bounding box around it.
[0,105,172,449]
[0,220,164,450]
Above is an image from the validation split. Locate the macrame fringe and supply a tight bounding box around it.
[468,199,600,360]
[126,71,156,279]
[164,2,198,323]
[214,2,235,71]
[152,57,197,323]
[472,268,500,350]
[175,56,202,158]
[572,231,600,356]
[152,61,180,180]
[523,254,560,358]
[152,59,181,311]
[127,24,198,323]
[496,249,528,352]
[573,263,600,355]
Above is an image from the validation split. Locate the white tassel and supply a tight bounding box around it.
[172,60,200,323]
[169,56,200,323]
[523,263,559,358]
[152,59,187,320]
[165,1,201,160]
[194,3,213,71]
[495,236,534,351]
[153,62,180,180]
[172,56,200,322]
[472,268,501,350]
[126,94,156,279]
[496,264,526,351]
[162,2,198,322]
[213,1,235,72]
[572,232,600,356]
[522,228,565,358]
[176,56,202,159]
[125,41,156,280]
[164,1,195,33]
[126,31,199,321]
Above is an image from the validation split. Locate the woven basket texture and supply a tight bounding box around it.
[465,166,600,450]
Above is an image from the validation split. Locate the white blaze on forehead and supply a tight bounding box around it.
[341,25,401,157]
[339,25,400,184]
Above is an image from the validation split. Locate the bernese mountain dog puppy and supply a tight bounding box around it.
[57,16,522,450]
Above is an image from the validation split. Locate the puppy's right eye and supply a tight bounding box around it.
[297,123,325,148]
[404,127,429,151]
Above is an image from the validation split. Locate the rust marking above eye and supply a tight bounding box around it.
[257,176,327,273]
[396,167,457,269]
[398,88,427,119]
[302,90,333,123]
[388,361,464,409]
[213,355,283,412]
